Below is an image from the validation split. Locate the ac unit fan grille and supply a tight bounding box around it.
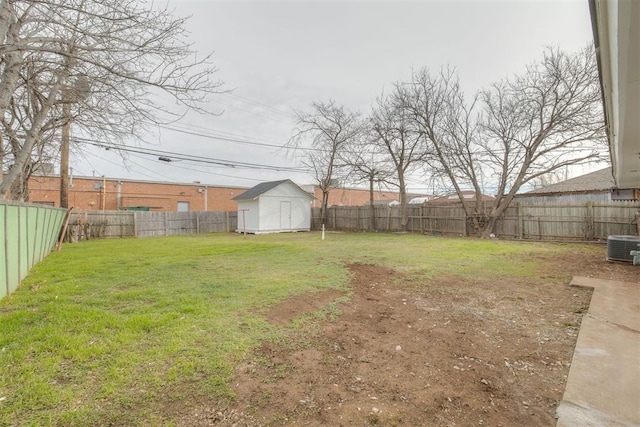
[606,235,640,263]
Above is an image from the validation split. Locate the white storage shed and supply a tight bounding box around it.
[232,180,314,234]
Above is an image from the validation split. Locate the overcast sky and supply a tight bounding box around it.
[72,0,597,192]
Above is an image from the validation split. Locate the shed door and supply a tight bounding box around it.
[280,201,291,230]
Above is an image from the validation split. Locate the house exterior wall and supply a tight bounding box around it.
[24,175,246,212]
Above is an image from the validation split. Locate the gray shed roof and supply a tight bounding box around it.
[524,168,615,195]
[232,180,289,201]
[232,179,313,201]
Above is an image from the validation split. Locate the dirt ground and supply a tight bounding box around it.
[177,248,639,427]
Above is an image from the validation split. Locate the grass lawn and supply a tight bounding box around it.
[0,232,597,425]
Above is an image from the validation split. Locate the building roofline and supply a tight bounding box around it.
[29,173,250,190]
[514,189,611,198]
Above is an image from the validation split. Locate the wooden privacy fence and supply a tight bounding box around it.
[66,210,238,240]
[497,202,639,240]
[313,201,640,241]
[1,201,67,299]
[312,205,468,235]
[50,201,640,242]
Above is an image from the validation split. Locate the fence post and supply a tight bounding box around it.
[196,213,200,234]
[386,207,391,232]
[332,207,338,228]
[586,202,594,240]
[84,211,88,240]
[463,211,468,237]
[120,212,125,238]
[518,203,524,239]
[132,212,137,237]
[164,213,169,236]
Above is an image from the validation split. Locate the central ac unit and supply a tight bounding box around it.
[606,235,640,263]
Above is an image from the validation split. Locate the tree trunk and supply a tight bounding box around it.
[0,2,22,115]
[7,156,33,201]
[9,170,24,201]
[320,189,329,227]
[400,192,407,230]
[368,176,375,231]
[479,216,498,238]
[0,0,12,43]
[399,183,408,231]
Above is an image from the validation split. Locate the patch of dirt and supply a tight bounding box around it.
[176,248,638,426]
[263,289,345,326]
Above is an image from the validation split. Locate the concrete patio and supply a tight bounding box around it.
[556,276,640,427]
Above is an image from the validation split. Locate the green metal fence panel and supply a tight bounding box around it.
[1,201,67,299]
[19,205,30,281]
[0,204,6,299]
[32,206,45,270]
[27,206,38,270]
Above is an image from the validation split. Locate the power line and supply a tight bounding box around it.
[157,122,286,146]
[121,154,182,182]
[223,92,294,118]
[127,152,289,183]
[155,123,324,153]
[158,124,288,151]
[155,121,606,158]
[76,150,178,182]
[72,135,310,173]
[207,97,293,123]
[78,146,304,184]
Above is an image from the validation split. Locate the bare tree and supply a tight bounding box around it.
[0,0,224,197]
[339,130,394,231]
[370,89,428,230]
[2,57,64,200]
[289,101,363,226]
[404,47,606,236]
[402,67,491,233]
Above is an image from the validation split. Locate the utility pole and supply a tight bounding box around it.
[59,74,89,208]
[60,103,71,208]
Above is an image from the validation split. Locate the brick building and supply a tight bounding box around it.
[25,175,247,212]
[14,174,412,212]
[305,186,414,207]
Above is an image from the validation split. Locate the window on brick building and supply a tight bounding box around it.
[177,201,190,212]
